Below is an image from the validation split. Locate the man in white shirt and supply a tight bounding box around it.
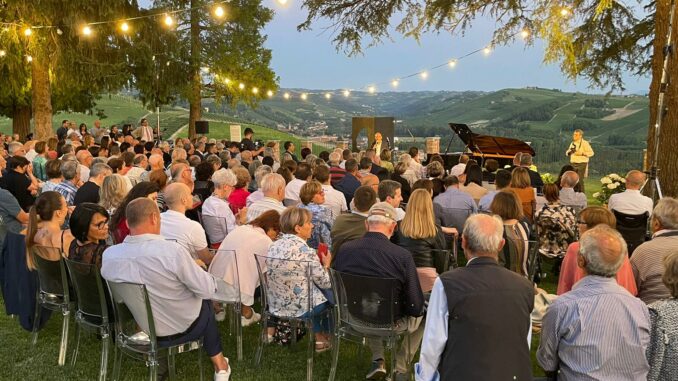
[449,154,469,177]
[408,147,424,179]
[125,154,148,186]
[608,170,654,216]
[378,180,405,221]
[101,198,231,381]
[284,162,311,205]
[160,183,214,265]
[76,149,93,182]
[559,171,587,210]
[313,165,347,218]
[247,173,287,222]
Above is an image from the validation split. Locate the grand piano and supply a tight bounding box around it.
[434,123,536,169]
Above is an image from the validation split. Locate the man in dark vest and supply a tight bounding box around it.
[414,213,534,380]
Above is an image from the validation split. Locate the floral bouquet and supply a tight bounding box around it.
[593,173,626,204]
[541,173,556,184]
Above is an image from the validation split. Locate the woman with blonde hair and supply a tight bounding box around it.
[380,149,394,173]
[394,188,448,292]
[557,206,637,295]
[99,174,129,215]
[509,167,536,223]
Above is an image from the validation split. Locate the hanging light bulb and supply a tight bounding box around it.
[201,67,210,73]
[252,87,259,94]
[391,79,399,88]
[367,86,376,94]
[166,61,171,66]
[238,83,245,90]
[448,60,457,68]
[277,0,289,5]
[520,29,530,38]
[214,5,226,18]
[483,46,492,55]
[266,90,274,98]
[283,92,291,100]
[223,78,231,84]
[56,28,63,35]
[26,55,33,63]
[0,50,6,57]
[343,90,350,97]
[23,27,32,37]
[325,93,332,100]
[120,22,130,33]
[560,7,571,17]
[301,93,308,100]
[164,14,175,27]
[420,71,429,80]
[82,25,93,36]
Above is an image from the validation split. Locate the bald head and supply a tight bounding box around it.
[625,170,646,189]
[164,182,192,210]
[76,149,93,167]
[560,171,580,189]
[149,154,164,170]
[126,198,160,234]
[578,225,626,277]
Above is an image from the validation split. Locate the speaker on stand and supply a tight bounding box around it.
[195,120,209,135]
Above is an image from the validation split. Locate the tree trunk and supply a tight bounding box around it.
[647,1,678,199]
[188,0,202,139]
[12,104,31,139]
[31,57,53,141]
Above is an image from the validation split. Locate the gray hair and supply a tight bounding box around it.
[367,214,394,226]
[519,153,533,166]
[61,159,80,181]
[90,163,112,178]
[91,157,108,166]
[8,142,23,156]
[462,214,504,255]
[211,168,237,188]
[280,207,312,235]
[654,197,678,230]
[579,225,626,277]
[254,165,273,187]
[205,154,222,169]
[398,153,412,165]
[328,152,341,166]
[305,154,318,167]
[261,173,286,194]
[561,171,579,188]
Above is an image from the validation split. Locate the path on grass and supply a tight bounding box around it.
[546,101,573,124]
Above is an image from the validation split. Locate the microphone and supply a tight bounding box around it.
[567,142,576,156]
[385,136,391,149]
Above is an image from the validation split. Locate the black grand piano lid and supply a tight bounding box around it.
[449,123,536,157]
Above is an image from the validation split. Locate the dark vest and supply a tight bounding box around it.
[438,256,534,381]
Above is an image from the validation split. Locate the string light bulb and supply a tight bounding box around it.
[343,90,350,97]
[277,0,288,5]
[483,46,492,55]
[252,87,259,94]
[560,7,570,17]
[0,50,6,58]
[520,29,530,38]
[325,93,332,100]
[120,22,130,33]
[420,71,429,80]
[56,29,63,35]
[223,78,231,84]
[367,86,376,94]
[82,25,93,36]
[301,93,308,100]
[201,67,210,73]
[283,92,290,100]
[214,5,226,18]
[23,27,32,37]
[26,55,33,63]
[238,82,245,90]
[163,14,175,27]
[391,79,399,88]
[266,90,274,98]
[448,60,457,68]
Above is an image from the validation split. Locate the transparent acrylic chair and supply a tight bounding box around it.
[31,247,73,366]
[106,281,204,381]
[254,254,333,381]
[64,258,111,381]
[328,269,411,381]
[208,249,243,360]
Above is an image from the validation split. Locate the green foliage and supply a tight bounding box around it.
[574,108,614,119]
[584,99,608,108]
[298,0,655,91]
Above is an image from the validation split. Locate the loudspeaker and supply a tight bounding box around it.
[195,120,209,135]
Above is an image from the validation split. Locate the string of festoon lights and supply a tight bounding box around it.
[0,0,559,101]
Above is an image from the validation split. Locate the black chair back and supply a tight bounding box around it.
[612,210,649,256]
[331,270,398,327]
[32,248,69,298]
[64,258,109,323]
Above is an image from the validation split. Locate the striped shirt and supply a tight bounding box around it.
[54,180,78,206]
[630,231,678,304]
[246,197,286,223]
[537,276,650,381]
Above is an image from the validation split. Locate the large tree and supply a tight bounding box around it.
[298,1,678,197]
[147,0,278,138]
[0,0,138,140]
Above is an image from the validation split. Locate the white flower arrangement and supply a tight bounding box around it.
[595,173,627,204]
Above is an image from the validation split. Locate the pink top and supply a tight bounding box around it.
[557,242,638,296]
[228,188,250,214]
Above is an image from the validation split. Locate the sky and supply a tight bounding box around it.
[141,0,652,94]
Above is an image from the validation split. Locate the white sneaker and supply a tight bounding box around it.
[214,359,231,381]
[215,310,226,322]
[241,312,261,327]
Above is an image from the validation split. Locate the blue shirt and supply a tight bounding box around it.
[478,190,498,212]
[537,275,650,381]
[433,187,477,213]
[54,180,78,206]
[299,203,333,249]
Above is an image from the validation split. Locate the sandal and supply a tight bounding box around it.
[315,340,332,353]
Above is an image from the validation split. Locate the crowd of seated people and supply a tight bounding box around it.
[3,124,678,381]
